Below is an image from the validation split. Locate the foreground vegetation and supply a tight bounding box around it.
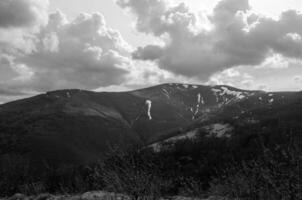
[0,120,301,199]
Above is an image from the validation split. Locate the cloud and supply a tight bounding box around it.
[208,61,302,92]
[0,0,175,103]
[132,45,163,60]
[294,76,302,84]
[208,68,256,89]
[1,0,302,103]
[0,2,137,94]
[0,0,49,56]
[14,11,133,91]
[118,0,302,80]
[0,0,48,28]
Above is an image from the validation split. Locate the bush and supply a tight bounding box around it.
[101,146,172,200]
[209,133,302,200]
[0,122,301,199]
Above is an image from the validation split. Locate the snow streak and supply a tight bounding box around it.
[145,100,152,120]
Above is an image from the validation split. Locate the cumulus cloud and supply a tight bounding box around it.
[118,0,302,80]
[208,68,256,89]
[12,11,133,91]
[132,45,163,60]
[0,0,176,103]
[0,1,138,95]
[209,61,302,92]
[1,0,302,103]
[0,0,49,56]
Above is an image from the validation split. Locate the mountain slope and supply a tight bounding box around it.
[0,84,300,166]
[147,88,302,152]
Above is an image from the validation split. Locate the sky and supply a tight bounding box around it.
[0,0,302,103]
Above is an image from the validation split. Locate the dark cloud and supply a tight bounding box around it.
[132,45,163,60]
[117,0,168,36]
[0,0,48,28]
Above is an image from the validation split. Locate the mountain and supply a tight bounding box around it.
[0,83,301,166]
[148,86,302,152]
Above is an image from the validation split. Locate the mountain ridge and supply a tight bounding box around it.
[0,83,301,166]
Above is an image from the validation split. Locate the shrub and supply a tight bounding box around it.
[209,133,302,200]
[101,146,172,200]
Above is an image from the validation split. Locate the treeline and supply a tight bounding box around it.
[0,120,301,199]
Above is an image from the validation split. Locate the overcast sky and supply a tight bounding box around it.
[0,0,302,103]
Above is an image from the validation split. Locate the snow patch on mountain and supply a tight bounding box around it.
[149,143,161,153]
[145,100,152,120]
[212,89,220,103]
[197,93,201,103]
[149,130,198,152]
[205,123,233,138]
[220,87,245,99]
[166,130,197,142]
[212,89,221,93]
[215,95,219,103]
[192,93,204,119]
[162,88,170,99]
[212,87,252,105]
